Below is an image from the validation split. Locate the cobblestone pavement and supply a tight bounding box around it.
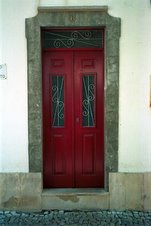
[0,210,151,226]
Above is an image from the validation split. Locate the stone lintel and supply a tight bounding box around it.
[38,6,108,13]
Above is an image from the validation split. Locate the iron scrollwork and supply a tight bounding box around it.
[82,75,95,127]
[52,76,64,127]
[42,30,103,48]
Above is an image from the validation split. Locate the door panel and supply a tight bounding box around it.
[82,134,95,174]
[74,51,104,187]
[43,51,74,188]
[43,50,104,188]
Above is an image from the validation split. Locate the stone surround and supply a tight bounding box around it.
[26,6,121,189]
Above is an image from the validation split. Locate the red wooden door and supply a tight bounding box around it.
[43,51,74,188]
[43,50,104,188]
[74,51,104,188]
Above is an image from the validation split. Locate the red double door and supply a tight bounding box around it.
[43,50,104,188]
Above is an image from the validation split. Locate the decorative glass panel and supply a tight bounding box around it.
[42,30,103,48]
[82,75,95,127]
[52,76,64,127]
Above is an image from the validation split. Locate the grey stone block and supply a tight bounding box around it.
[0,173,42,211]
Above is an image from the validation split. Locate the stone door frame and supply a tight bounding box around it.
[26,6,121,189]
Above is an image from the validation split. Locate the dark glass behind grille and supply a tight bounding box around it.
[42,30,103,48]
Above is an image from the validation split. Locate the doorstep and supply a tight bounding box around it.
[42,189,109,210]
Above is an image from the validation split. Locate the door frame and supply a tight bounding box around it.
[26,6,121,189]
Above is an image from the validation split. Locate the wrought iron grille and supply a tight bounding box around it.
[52,76,64,127]
[82,75,95,127]
[42,30,103,48]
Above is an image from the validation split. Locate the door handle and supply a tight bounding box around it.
[76,117,80,123]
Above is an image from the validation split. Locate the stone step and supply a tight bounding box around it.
[42,189,109,210]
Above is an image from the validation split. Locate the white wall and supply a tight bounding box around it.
[0,0,39,172]
[0,0,151,172]
[117,0,151,172]
[0,0,2,170]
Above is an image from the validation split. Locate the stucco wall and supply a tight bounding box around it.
[0,0,39,172]
[0,0,151,172]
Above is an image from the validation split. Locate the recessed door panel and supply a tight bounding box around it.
[43,50,104,188]
[82,134,95,174]
[52,134,65,175]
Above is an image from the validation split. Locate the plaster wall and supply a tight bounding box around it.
[0,0,39,172]
[0,0,151,172]
[0,0,2,170]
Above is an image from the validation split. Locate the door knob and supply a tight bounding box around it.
[76,117,80,123]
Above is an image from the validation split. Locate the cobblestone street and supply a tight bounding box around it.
[0,210,151,226]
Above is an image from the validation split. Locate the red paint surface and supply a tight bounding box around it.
[42,50,104,188]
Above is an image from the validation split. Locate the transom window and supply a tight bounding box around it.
[42,29,104,48]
